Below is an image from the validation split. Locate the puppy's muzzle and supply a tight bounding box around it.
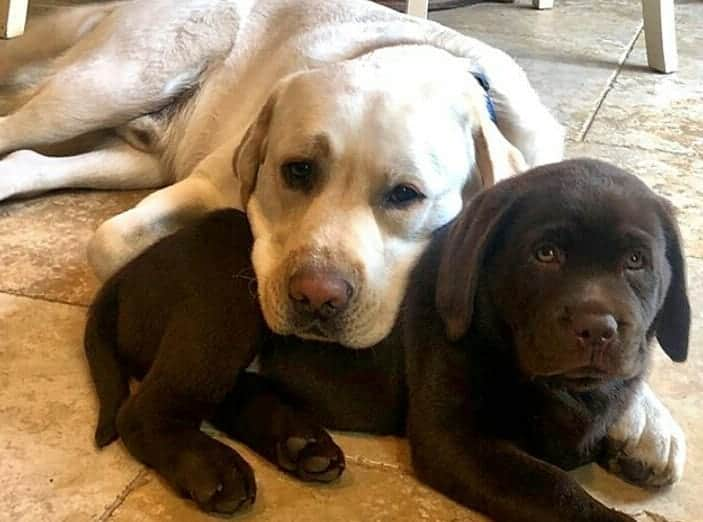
[571,312,619,350]
[557,301,624,375]
[289,267,354,321]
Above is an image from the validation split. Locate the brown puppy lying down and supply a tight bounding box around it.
[85,159,689,520]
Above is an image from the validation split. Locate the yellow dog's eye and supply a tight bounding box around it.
[385,184,424,208]
[535,243,561,264]
[282,161,315,190]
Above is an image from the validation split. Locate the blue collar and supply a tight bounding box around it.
[471,72,497,124]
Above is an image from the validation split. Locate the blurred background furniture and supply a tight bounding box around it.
[1,0,28,38]
[2,0,679,73]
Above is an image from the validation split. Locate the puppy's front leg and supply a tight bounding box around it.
[118,396,256,514]
[116,298,262,514]
[408,414,635,522]
[601,380,685,487]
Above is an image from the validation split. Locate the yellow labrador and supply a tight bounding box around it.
[0,0,681,482]
[0,0,555,344]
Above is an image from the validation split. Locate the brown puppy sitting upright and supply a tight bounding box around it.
[85,159,689,520]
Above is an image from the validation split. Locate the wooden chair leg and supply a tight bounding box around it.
[0,0,28,39]
[406,0,429,18]
[642,0,678,73]
[532,0,555,9]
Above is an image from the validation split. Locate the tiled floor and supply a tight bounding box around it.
[1,0,701,521]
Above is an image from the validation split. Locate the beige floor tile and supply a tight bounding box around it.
[0,292,143,522]
[0,190,149,306]
[433,0,645,139]
[584,1,703,155]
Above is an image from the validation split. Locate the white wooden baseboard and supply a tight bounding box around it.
[0,0,28,39]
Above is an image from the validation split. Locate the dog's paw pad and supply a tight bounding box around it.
[193,468,256,514]
[209,476,255,514]
[186,450,256,514]
[276,435,345,483]
[302,455,334,473]
[297,442,345,482]
[604,454,655,486]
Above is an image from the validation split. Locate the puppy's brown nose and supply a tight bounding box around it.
[572,313,618,348]
[289,268,353,319]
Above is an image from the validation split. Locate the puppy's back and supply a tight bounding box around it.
[84,209,258,446]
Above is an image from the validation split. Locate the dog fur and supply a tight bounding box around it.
[85,159,689,519]
[0,0,564,349]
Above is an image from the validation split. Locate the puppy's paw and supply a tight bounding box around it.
[602,382,685,488]
[181,446,257,514]
[275,424,345,482]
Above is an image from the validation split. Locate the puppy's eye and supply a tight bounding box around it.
[625,251,645,270]
[535,243,561,264]
[281,161,315,190]
[385,184,425,208]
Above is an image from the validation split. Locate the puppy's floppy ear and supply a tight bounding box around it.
[436,180,520,341]
[467,81,528,188]
[654,199,690,362]
[233,90,278,210]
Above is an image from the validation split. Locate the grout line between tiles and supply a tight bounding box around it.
[97,468,149,521]
[346,455,412,474]
[0,289,87,308]
[578,23,644,142]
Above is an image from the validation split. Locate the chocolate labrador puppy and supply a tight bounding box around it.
[85,159,689,521]
[401,158,689,521]
[85,211,349,513]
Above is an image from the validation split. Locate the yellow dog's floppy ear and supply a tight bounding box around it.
[471,104,527,188]
[654,198,690,362]
[233,90,278,210]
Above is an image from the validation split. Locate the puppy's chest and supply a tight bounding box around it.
[258,336,406,434]
[516,385,611,470]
